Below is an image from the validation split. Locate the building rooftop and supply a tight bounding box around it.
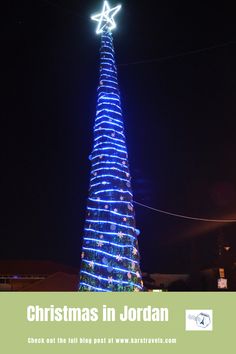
[0,260,78,276]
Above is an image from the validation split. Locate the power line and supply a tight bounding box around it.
[134,201,236,223]
[119,40,236,66]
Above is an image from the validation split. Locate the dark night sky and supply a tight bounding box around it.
[2,0,236,273]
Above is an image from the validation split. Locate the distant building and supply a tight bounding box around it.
[0,260,78,291]
[142,272,190,291]
[198,267,235,291]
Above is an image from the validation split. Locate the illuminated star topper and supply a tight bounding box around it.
[91,1,122,35]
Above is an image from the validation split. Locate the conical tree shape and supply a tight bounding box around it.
[79,29,143,292]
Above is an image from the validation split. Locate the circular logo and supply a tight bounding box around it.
[196,313,211,328]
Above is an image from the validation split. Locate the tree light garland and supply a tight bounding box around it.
[79,1,143,292]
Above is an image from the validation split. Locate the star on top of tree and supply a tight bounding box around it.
[91,1,122,35]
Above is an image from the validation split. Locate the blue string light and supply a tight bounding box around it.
[90,182,110,188]
[94,141,126,150]
[93,189,133,197]
[87,207,133,218]
[91,153,128,162]
[90,174,130,183]
[85,220,135,231]
[79,282,111,292]
[95,117,123,126]
[98,92,120,99]
[81,271,141,288]
[82,259,137,275]
[92,162,128,171]
[96,108,122,116]
[97,104,122,112]
[88,198,131,204]
[84,238,134,249]
[84,228,135,240]
[82,248,139,264]
[95,116,124,125]
[92,147,127,155]
[94,135,125,145]
[90,167,128,175]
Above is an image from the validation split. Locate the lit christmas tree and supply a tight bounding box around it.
[79,1,143,292]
